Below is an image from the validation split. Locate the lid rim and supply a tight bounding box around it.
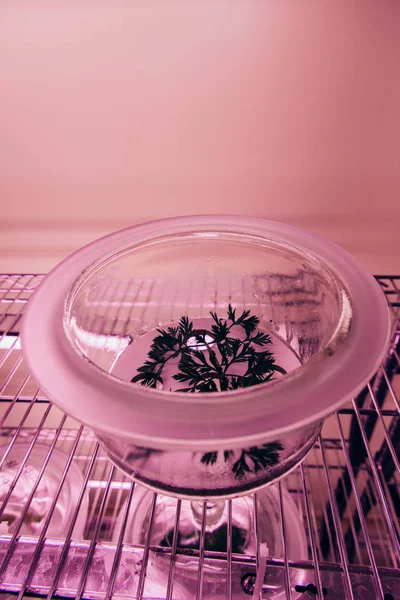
[20,215,391,450]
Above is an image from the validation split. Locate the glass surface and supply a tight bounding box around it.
[109,483,308,598]
[65,231,343,381]
[95,421,322,499]
[0,444,88,538]
[62,229,337,497]
[21,218,389,501]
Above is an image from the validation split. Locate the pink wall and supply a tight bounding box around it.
[1,1,399,273]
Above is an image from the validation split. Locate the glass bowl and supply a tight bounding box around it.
[106,482,308,599]
[21,216,390,499]
[0,444,88,539]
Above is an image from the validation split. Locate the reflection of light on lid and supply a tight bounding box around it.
[187,334,214,351]
[70,317,131,352]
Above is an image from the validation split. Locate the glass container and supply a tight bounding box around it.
[107,482,308,599]
[21,216,390,499]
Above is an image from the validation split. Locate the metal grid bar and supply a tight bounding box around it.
[299,462,325,599]
[166,498,182,600]
[136,492,157,600]
[75,464,115,600]
[319,434,355,599]
[335,413,385,599]
[352,400,400,565]
[45,442,101,600]
[277,482,293,600]
[16,425,85,600]
[0,411,68,579]
[0,274,398,599]
[196,502,208,600]
[105,479,136,600]
[226,499,233,600]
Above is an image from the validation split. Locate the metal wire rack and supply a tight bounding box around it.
[0,274,399,600]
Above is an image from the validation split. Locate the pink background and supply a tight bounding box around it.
[1,1,399,274]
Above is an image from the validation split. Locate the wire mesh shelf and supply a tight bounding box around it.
[0,274,399,599]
